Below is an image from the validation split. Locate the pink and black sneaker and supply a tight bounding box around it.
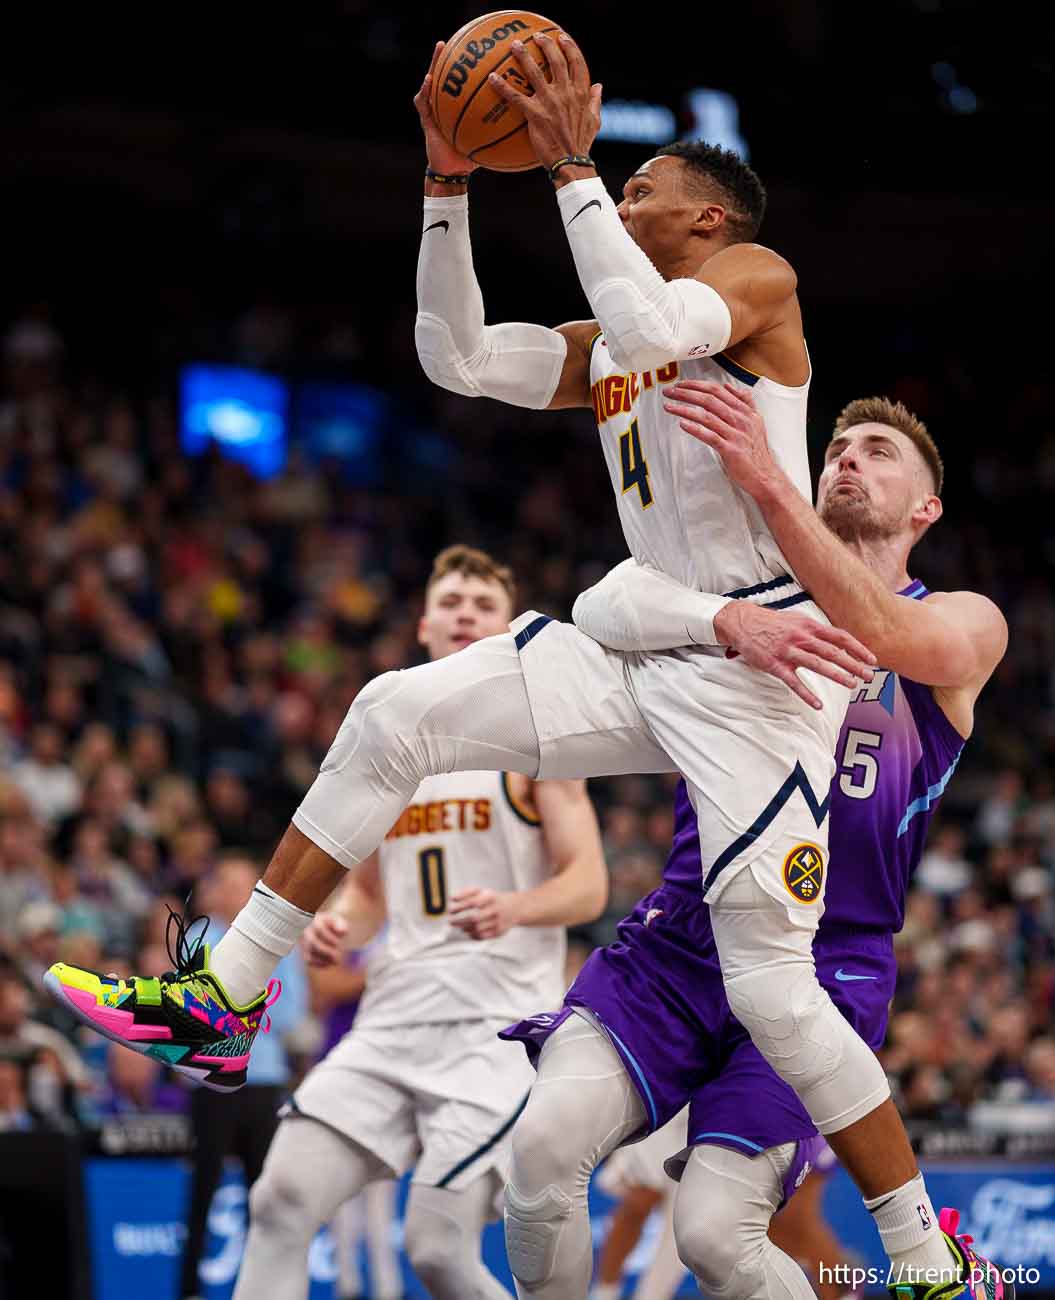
[44,907,280,1093]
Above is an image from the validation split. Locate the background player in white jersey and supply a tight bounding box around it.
[230,546,607,1300]
[48,35,932,1299]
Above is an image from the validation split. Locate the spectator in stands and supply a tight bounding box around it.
[916,823,974,898]
[1024,1038,1055,1101]
[10,723,81,827]
[0,1058,33,1132]
[0,966,84,1128]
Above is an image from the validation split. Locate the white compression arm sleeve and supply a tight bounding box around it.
[414,194,568,409]
[572,558,732,651]
[556,177,732,373]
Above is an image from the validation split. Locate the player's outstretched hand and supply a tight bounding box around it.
[714,600,876,710]
[414,41,478,177]
[302,912,349,967]
[449,888,521,941]
[488,33,602,174]
[663,380,781,502]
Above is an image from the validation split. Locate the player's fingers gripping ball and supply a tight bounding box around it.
[429,10,585,171]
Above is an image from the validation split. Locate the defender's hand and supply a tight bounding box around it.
[664,381,782,503]
[302,913,349,968]
[414,41,479,177]
[449,888,522,940]
[488,33,601,176]
[714,601,876,710]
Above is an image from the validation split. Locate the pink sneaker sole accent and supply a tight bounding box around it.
[189,1054,251,1073]
[65,986,174,1041]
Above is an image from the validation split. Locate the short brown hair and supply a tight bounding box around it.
[425,544,516,609]
[832,397,944,495]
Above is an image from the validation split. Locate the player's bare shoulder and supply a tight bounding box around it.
[696,242,798,304]
[548,320,601,410]
[697,244,805,383]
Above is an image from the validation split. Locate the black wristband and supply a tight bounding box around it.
[426,167,472,185]
[548,154,595,182]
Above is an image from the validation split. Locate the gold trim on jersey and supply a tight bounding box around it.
[501,772,542,827]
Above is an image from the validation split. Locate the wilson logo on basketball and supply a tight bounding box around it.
[441,19,530,97]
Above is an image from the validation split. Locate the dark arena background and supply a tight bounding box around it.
[1,3,1053,1297]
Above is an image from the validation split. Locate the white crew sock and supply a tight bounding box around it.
[590,1284,621,1300]
[865,1174,956,1287]
[210,882,313,1006]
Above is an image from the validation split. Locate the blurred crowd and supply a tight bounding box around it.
[1,299,1054,1141]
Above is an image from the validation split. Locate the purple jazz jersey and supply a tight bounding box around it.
[502,582,965,1159]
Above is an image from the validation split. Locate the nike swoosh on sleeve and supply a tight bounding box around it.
[423,220,450,234]
[567,199,601,226]
[833,968,877,982]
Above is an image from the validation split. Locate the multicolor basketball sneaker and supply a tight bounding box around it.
[43,909,280,1093]
[887,1207,1013,1300]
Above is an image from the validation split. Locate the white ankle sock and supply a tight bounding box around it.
[590,1284,621,1300]
[210,883,313,1006]
[865,1174,955,1287]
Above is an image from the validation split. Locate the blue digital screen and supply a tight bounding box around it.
[294,381,385,485]
[180,365,289,479]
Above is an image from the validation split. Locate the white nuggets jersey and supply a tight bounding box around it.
[589,334,812,594]
[354,770,566,1029]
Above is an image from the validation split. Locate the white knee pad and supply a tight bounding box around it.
[504,1181,573,1286]
[674,1142,792,1292]
[674,1142,819,1300]
[722,962,890,1134]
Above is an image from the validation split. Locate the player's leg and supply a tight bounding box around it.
[673,1142,815,1300]
[505,1014,647,1300]
[331,1195,365,1300]
[769,1166,849,1300]
[232,1116,386,1300]
[333,1185,403,1300]
[47,623,672,1072]
[403,1174,509,1300]
[214,631,546,1003]
[705,866,959,1289]
[362,1180,402,1300]
[637,645,992,1295]
[45,635,542,1068]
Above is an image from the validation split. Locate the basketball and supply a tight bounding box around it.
[430,11,582,173]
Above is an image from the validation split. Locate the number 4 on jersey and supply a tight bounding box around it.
[619,419,653,509]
